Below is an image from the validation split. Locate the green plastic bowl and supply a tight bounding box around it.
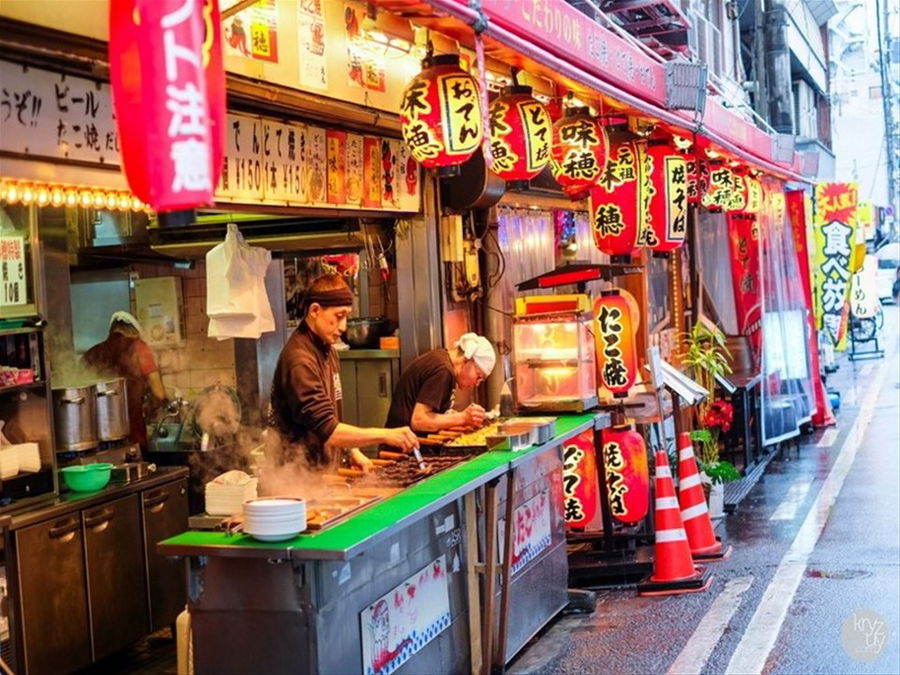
[61,463,113,492]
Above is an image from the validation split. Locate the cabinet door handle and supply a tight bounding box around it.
[61,396,85,405]
[96,390,119,397]
[84,507,114,529]
[48,519,79,541]
[378,372,388,397]
[144,489,170,512]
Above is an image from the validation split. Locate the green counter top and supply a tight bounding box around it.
[159,413,606,561]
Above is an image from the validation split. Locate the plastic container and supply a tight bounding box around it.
[60,462,113,492]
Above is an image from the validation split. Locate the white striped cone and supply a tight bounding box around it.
[649,449,699,582]
[677,432,725,555]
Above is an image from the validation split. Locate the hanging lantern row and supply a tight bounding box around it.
[588,135,687,258]
[487,84,552,189]
[0,179,151,212]
[593,290,638,399]
[399,54,484,177]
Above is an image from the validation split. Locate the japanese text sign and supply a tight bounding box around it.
[109,0,226,212]
[813,182,858,349]
[0,237,27,307]
[0,60,119,167]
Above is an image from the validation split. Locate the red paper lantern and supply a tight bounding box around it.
[642,138,688,252]
[588,138,643,258]
[593,290,638,398]
[550,107,608,200]
[684,152,708,205]
[561,429,602,527]
[601,426,650,524]
[109,0,226,213]
[702,161,746,212]
[399,54,483,176]
[488,85,552,190]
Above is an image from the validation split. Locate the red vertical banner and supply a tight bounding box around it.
[561,429,601,529]
[727,212,763,367]
[109,0,226,212]
[786,189,835,427]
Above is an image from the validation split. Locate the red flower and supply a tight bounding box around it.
[704,400,734,433]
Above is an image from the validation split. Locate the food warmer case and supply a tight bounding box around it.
[512,295,598,413]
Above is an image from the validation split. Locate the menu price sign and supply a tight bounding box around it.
[0,237,27,307]
[217,112,419,212]
[0,60,120,167]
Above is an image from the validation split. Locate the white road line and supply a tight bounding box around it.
[769,479,813,521]
[814,427,839,448]
[667,576,754,675]
[725,347,894,675]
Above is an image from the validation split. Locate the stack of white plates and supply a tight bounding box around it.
[243,498,307,542]
[205,471,258,516]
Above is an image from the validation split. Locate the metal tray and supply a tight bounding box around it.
[485,430,533,452]
[500,417,557,444]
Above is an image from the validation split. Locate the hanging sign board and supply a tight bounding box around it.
[0,60,120,167]
[813,182,858,350]
[216,112,420,212]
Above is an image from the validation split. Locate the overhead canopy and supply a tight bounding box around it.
[376,0,810,182]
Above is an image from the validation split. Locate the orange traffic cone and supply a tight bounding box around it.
[677,433,732,561]
[638,449,712,596]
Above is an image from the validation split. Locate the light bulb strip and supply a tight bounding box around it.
[0,179,149,212]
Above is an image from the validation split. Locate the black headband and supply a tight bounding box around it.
[304,287,354,310]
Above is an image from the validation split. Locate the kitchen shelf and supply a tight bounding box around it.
[0,381,46,397]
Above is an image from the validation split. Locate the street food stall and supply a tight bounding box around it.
[160,413,609,674]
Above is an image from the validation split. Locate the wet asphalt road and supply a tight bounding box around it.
[512,305,900,675]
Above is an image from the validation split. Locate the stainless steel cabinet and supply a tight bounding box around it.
[15,515,91,673]
[83,495,149,660]
[339,351,399,430]
[142,479,188,632]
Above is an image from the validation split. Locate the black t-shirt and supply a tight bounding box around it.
[385,349,455,431]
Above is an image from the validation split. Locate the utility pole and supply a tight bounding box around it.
[876,0,899,238]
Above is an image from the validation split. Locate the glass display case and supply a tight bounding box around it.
[512,311,598,412]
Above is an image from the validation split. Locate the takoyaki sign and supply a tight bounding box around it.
[360,555,451,675]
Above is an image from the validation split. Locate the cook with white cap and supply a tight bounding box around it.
[385,333,497,434]
[82,310,167,448]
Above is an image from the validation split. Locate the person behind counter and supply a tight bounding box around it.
[82,311,167,448]
[268,273,418,472]
[385,333,496,434]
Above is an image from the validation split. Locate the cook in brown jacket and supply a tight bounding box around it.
[269,274,418,472]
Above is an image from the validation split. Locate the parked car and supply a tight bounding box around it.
[875,242,900,303]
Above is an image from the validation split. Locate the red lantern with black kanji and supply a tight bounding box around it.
[600,426,650,524]
[550,107,608,200]
[593,290,638,398]
[642,138,688,252]
[562,429,602,528]
[589,138,643,260]
[399,54,483,177]
[684,152,708,205]
[701,161,740,212]
[488,85,552,190]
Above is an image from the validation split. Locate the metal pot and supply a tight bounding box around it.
[95,378,130,442]
[344,317,388,349]
[52,385,98,452]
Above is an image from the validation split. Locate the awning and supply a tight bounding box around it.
[377,0,808,182]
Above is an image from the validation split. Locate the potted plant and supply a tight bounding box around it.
[681,321,741,516]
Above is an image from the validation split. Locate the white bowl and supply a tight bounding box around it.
[245,531,300,542]
[244,497,305,511]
